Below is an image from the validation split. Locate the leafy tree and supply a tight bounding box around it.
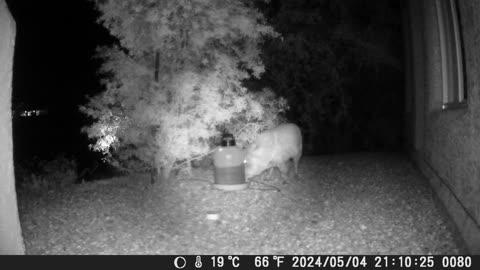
[80,0,287,180]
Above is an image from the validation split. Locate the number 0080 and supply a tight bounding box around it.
[442,256,471,268]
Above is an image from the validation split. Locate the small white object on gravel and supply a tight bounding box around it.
[206,211,220,221]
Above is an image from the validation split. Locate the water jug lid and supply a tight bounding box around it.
[221,133,236,147]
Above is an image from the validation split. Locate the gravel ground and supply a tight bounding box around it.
[18,153,466,254]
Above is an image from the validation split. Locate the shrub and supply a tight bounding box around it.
[15,155,77,192]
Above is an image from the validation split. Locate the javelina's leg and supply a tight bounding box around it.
[186,160,192,177]
[150,167,158,184]
[267,167,275,178]
[277,162,289,179]
[293,153,301,175]
[161,165,173,181]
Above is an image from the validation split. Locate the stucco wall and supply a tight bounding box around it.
[407,0,480,254]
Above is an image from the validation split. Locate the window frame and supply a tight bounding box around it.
[435,0,466,110]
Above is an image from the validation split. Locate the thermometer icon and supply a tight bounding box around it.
[195,256,202,268]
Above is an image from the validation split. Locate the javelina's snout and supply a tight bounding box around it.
[244,123,302,178]
[244,152,270,178]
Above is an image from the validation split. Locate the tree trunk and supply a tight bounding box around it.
[0,0,25,254]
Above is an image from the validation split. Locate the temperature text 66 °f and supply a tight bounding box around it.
[254,256,286,268]
[292,256,368,268]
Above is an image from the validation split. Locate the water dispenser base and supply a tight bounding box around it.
[213,183,248,191]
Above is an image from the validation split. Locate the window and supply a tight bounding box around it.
[436,0,466,109]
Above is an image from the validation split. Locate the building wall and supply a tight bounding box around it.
[406,0,480,254]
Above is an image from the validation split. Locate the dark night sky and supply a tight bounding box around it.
[6,0,112,160]
[5,0,405,160]
[6,0,109,112]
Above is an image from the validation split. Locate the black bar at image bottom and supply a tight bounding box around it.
[1,255,478,269]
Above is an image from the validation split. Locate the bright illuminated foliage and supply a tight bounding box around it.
[80,0,287,178]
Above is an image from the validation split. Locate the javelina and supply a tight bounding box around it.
[244,123,302,178]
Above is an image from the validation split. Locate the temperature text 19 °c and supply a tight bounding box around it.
[211,256,241,268]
